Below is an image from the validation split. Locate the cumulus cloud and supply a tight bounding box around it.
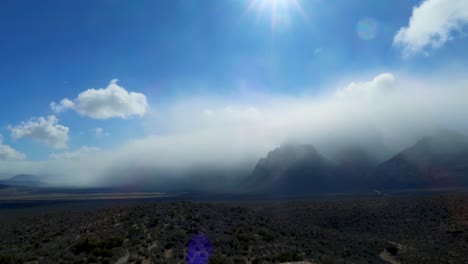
[0,135,26,161]
[1,72,468,186]
[50,98,74,113]
[50,79,148,119]
[9,115,69,149]
[50,146,100,160]
[394,0,468,56]
[335,73,396,98]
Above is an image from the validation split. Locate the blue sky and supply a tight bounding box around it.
[1,0,468,181]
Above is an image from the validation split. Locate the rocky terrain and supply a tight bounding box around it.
[1,194,468,264]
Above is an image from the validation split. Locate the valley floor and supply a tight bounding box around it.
[0,194,467,263]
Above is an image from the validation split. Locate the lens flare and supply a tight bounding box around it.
[186,234,212,264]
[356,18,378,40]
[245,0,308,30]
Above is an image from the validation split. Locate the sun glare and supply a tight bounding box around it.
[245,0,308,30]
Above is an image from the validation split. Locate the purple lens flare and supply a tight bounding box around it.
[186,233,212,264]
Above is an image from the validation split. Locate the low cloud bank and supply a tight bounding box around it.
[1,72,467,187]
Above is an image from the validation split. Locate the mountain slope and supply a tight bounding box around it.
[373,131,468,189]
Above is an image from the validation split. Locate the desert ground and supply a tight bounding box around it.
[1,193,467,264]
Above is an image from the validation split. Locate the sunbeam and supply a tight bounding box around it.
[245,0,308,30]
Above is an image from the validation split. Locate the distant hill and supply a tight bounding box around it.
[373,131,468,189]
[0,174,44,187]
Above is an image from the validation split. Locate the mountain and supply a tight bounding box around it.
[373,131,468,189]
[246,131,468,195]
[0,174,44,187]
[246,144,335,194]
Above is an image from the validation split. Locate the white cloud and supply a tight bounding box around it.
[50,98,74,113]
[335,73,396,98]
[9,115,69,149]
[394,0,468,56]
[0,135,26,161]
[50,146,100,160]
[50,79,148,119]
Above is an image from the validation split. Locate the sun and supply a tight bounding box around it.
[245,0,308,30]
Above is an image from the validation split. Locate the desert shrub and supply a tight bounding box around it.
[232,256,246,264]
[258,228,275,242]
[251,258,260,264]
[276,251,303,262]
[128,227,140,236]
[91,247,113,258]
[178,251,185,260]
[0,255,21,264]
[164,242,174,249]
[231,238,240,250]
[320,254,345,264]
[33,241,40,249]
[209,254,230,264]
[236,233,250,243]
[72,237,123,256]
[386,246,398,255]
[104,237,124,249]
[148,219,159,228]
[72,238,95,254]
